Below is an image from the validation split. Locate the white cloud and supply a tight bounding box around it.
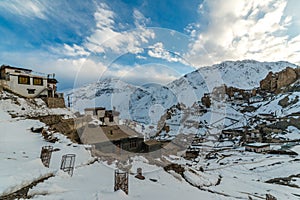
[0,0,47,19]
[50,44,90,57]
[84,4,155,55]
[55,57,107,88]
[148,42,189,65]
[104,64,179,85]
[186,0,300,66]
[38,4,158,88]
[133,9,150,28]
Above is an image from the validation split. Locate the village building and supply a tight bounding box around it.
[80,124,144,154]
[246,130,262,143]
[0,65,60,98]
[84,107,120,126]
[245,143,270,153]
[249,95,264,103]
[143,140,162,152]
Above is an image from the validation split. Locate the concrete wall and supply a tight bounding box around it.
[97,110,105,118]
[85,110,94,116]
[104,116,119,126]
[4,74,48,98]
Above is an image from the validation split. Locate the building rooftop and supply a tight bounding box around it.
[81,125,142,144]
[245,143,270,148]
[144,140,161,146]
[84,107,105,111]
[1,65,33,73]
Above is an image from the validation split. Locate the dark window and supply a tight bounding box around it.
[27,89,35,94]
[109,115,114,122]
[18,76,30,85]
[33,77,43,86]
[129,140,137,148]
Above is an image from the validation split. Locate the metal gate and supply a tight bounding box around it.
[60,154,76,176]
[40,146,53,168]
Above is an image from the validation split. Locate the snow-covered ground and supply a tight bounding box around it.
[3,71,300,200]
[2,94,300,199]
[65,60,299,124]
[0,99,228,199]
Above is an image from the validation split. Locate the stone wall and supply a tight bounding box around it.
[0,80,7,93]
[38,115,83,143]
[44,97,66,108]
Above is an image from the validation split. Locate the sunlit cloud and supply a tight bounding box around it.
[186,0,300,66]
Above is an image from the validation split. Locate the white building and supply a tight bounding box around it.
[0,65,58,98]
[84,107,120,126]
[245,143,270,153]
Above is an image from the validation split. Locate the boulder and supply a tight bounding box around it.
[260,72,277,92]
[277,67,297,89]
[260,67,299,93]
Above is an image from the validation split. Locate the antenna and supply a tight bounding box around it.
[67,94,72,108]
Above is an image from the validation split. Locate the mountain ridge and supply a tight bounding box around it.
[65,60,299,124]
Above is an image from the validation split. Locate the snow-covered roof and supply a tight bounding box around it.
[245,142,270,148]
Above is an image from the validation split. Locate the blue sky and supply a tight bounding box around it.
[0,0,300,90]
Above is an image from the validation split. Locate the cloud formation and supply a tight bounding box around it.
[2,0,300,90]
[148,42,189,65]
[186,0,300,66]
[84,3,155,54]
[0,0,47,19]
[104,64,179,85]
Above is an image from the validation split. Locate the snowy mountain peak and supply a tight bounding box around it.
[66,60,300,124]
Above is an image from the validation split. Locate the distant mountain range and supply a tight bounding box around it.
[65,60,299,127]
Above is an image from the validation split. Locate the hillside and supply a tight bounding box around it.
[0,91,231,199]
[65,60,299,125]
[1,90,300,199]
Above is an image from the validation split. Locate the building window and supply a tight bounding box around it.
[129,140,137,148]
[18,75,30,85]
[33,77,43,86]
[27,89,35,94]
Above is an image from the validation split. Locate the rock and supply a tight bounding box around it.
[278,96,289,108]
[260,72,277,92]
[277,67,297,90]
[135,174,145,180]
[260,67,299,93]
[201,94,211,108]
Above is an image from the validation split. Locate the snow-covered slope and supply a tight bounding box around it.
[2,84,300,200]
[65,60,299,124]
[168,60,298,106]
[0,92,231,200]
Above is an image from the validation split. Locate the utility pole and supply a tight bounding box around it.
[67,94,72,108]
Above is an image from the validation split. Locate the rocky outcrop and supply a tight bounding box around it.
[260,67,299,93]
[277,67,297,89]
[260,72,277,92]
[201,94,211,108]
